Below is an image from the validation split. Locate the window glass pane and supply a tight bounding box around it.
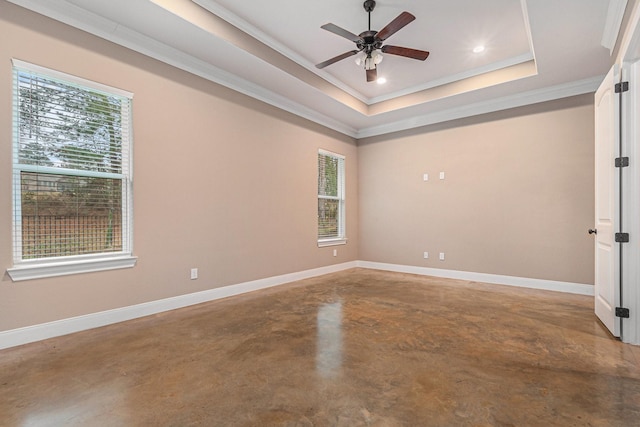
[20,172,122,259]
[318,198,339,239]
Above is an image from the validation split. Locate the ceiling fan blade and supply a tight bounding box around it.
[366,67,377,82]
[316,50,360,69]
[320,23,363,43]
[381,45,430,61]
[376,12,415,41]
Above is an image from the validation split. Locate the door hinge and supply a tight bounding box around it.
[615,232,630,243]
[615,81,629,93]
[616,307,630,318]
[615,157,629,168]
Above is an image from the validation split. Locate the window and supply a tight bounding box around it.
[8,60,136,281]
[318,149,346,246]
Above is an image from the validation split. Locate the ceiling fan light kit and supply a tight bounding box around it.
[355,51,383,69]
[316,0,430,82]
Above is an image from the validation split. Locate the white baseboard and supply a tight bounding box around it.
[357,261,595,296]
[0,260,594,350]
[0,261,358,350]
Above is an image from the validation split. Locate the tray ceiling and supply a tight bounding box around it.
[7,0,622,137]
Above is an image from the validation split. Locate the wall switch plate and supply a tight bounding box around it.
[439,171,445,180]
[423,173,429,181]
[423,252,429,259]
[333,249,337,257]
[190,268,198,280]
[439,253,445,261]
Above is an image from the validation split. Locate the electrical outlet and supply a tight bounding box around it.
[190,268,198,280]
[423,173,429,181]
[439,253,445,261]
[439,171,445,180]
[423,252,429,259]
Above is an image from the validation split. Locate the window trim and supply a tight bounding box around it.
[317,238,347,248]
[8,59,136,281]
[7,254,138,282]
[317,149,347,247]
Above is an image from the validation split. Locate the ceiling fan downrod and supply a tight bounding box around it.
[364,0,376,31]
[358,0,381,56]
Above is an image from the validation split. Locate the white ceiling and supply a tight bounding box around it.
[199,0,533,101]
[8,0,623,138]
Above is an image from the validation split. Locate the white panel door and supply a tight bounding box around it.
[594,65,620,337]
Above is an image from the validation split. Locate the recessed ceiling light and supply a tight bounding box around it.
[377,77,387,84]
[473,45,485,54]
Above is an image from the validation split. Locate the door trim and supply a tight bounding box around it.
[620,61,640,345]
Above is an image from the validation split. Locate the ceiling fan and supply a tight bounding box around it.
[315,0,430,82]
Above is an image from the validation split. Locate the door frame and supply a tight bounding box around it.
[619,61,640,345]
[616,1,640,344]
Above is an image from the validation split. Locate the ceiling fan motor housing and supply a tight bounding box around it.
[357,30,382,54]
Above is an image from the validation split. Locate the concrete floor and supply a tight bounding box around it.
[1,268,639,426]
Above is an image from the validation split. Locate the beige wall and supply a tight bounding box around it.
[0,2,596,334]
[358,95,595,285]
[0,3,358,331]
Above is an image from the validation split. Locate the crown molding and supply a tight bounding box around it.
[6,0,359,137]
[5,0,605,140]
[602,0,629,54]
[356,76,602,139]
[368,53,535,105]
[193,0,539,109]
[191,0,369,104]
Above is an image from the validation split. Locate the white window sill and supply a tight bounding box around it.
[318,238,347,248]
[7,254,138,282]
